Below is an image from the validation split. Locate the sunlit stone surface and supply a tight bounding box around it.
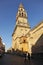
[12,3,43,55]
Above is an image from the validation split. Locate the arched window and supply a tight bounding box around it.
[23,39,26,43]
[22,12,23,17]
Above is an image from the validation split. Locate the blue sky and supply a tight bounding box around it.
[0,0,43,51]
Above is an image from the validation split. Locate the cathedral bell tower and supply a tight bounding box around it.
[16,3,30,28]
[12,3,30,52]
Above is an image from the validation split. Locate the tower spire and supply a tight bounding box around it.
[19,3,24,8]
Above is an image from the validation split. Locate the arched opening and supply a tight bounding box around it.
[22,48,23,51]
[22,12,23,17]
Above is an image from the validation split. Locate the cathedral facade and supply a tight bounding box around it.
[12,4,43,55]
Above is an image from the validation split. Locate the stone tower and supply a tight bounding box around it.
[12,3,43,54]
[12,3,30,53]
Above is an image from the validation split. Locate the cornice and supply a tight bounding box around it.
[12,24,30,36]
[31,21,43,31]
[13,35,28,41]
[32,26,43,34]
[17,25,30,28]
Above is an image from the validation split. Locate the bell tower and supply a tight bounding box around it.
[16,3,30,28]
[12,3,30,52]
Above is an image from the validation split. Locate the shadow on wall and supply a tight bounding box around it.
[32,34,43,53]
[31,34,43,59]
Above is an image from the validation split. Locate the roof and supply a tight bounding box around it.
[25,21,43,36]
[31,21,43,31]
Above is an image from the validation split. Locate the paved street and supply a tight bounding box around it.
[0,54,43,65]
[0,54,29,65]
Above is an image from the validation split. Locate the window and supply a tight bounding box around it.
[21,8,23,11]
[23,39,26,43]
[22,13,23,17]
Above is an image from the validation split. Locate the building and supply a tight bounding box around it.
[0,37,5,53]
[12,4,43,55]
